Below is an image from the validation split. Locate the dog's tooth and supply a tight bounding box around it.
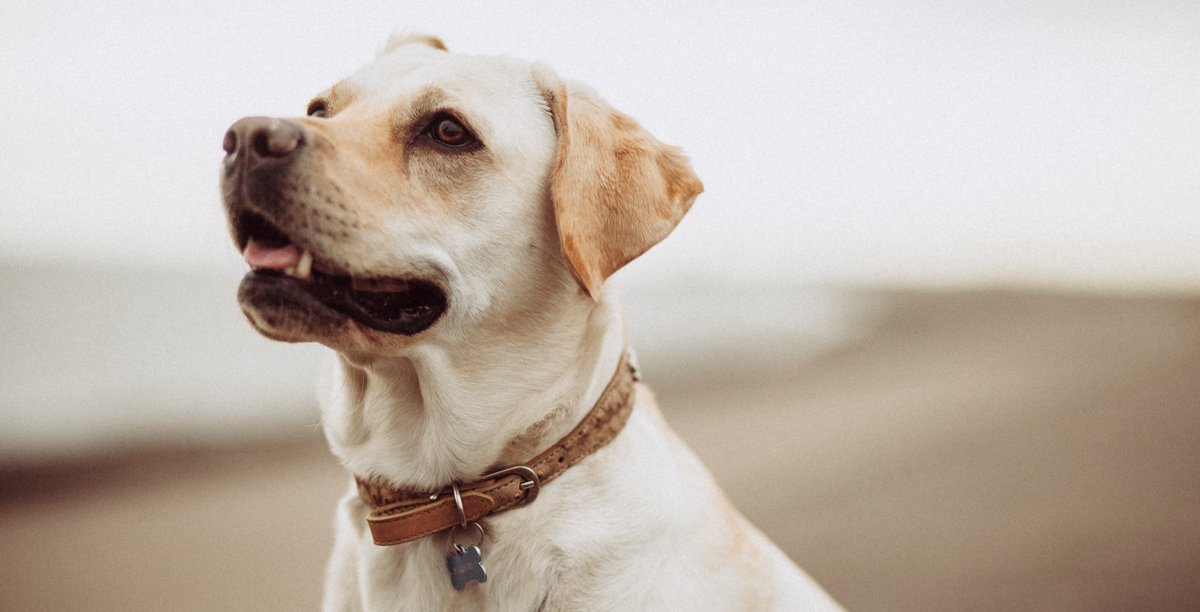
[296,250,314,280]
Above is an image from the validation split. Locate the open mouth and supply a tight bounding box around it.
[235,211,447,335]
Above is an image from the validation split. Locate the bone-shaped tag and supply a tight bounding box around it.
[447,544,488,590]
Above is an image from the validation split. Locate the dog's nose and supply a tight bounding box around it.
[222,117,305,162]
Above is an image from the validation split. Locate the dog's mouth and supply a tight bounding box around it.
[235,211,447,336]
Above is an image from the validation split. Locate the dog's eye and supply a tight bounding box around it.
[307,100,328,118]
[427,115,476,148]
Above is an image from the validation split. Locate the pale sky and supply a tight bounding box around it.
[3,1,1198,290]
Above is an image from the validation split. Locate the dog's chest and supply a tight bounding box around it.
[358,530,556,611]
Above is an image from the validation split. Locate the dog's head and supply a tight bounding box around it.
[220,35,702,356]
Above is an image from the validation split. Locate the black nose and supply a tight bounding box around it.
[222,117,305,162]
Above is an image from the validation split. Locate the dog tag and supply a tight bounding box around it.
[446,544,488,590]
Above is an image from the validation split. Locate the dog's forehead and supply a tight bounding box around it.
[335,47,536,116]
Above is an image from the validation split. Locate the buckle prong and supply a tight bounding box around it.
[479,465,541,505]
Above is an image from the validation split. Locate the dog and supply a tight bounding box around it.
[220,33,842,611]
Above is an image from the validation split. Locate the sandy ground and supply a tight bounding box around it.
[2,289,1199,611]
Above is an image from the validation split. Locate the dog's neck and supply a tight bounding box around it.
[320,288,625,492]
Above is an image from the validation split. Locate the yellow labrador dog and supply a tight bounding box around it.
[220,34,841,611]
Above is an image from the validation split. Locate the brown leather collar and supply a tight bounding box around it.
[354,351,638,546]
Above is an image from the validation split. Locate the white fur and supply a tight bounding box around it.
[265,39,842,611]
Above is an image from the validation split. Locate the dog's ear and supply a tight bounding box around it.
[382,32,447,55]
[533,66,703,300]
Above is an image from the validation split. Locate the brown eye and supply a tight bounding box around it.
[428,115,475,147]
[306,100,328,118]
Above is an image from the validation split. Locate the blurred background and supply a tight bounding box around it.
[2,1,1198,610]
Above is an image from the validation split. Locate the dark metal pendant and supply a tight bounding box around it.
[447,544,488,590]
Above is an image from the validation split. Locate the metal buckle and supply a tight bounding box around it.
[479,465,541,506]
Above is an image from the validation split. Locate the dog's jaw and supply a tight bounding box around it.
[319,283,627,492]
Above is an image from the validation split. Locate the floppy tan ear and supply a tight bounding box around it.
[534,68,703,300]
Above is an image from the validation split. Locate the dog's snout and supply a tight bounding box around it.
[223,117,306,163]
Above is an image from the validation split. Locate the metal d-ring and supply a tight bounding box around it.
[450,482,468,527]
[449,520,485,550]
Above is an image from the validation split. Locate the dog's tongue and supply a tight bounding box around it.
[243,240,302,270]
